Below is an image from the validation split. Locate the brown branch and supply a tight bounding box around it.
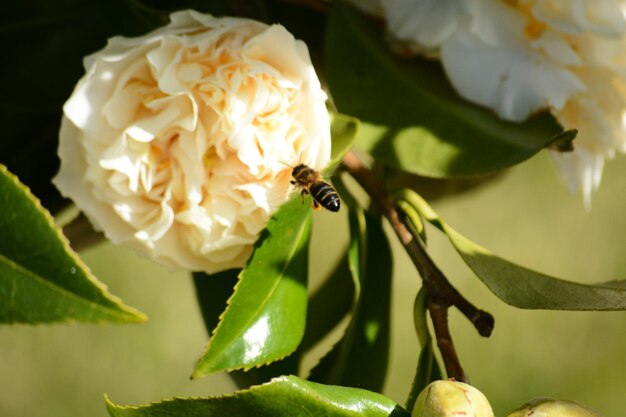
[341,151,494,382]
[428,302,467,382]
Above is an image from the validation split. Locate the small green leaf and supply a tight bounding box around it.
[192,197,312,377]
[405,289,443,413]
[396,199,426,244]
[326,113,360,174]
[310,206,392,392]
[412,288,429,346]
[0,165,145,324]
[407,190,626,310]
[106,375,409,417]
[325,2,563,178]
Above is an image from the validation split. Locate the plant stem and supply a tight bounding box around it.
[341,151,494,382]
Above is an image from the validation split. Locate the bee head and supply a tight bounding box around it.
[291,163,308,178]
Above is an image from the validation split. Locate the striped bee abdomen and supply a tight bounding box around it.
[309,181,340,212]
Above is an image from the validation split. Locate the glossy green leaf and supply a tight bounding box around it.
[193,269,297,388]
[0,165,145,324]
[406,190,626,310]
[325,2,564,178]
[405,289,442,413]
[106,374,409,417]
[192,197,312,377]
[310,206,392,392]
[325,113,360,174]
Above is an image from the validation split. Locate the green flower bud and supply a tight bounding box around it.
[412,380,494,417]
[506,398,603,417]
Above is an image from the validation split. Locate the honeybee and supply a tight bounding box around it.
[289,163,340,212]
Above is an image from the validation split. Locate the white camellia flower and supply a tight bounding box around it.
[360,0,626,207]
[54,10,331,273]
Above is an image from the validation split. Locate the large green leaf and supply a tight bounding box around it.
[405,191,626,310]
[106,374,409,417]
[192,197,312,377]
[325,2,564,178]
[0,165,145,324]
[310,206,392,392]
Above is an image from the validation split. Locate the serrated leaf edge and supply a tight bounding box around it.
[104,376,291,413]
[0,253,142,324]
[192,201,311,377]
[0,164,146,324]
[106,374,402,415]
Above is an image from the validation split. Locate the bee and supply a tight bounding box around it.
[289,163,340,212]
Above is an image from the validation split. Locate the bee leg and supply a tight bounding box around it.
[300,189,309,204]
[290,180,296,185]
[311,200,322,211]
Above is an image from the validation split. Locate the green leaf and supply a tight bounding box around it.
[405,289,442,413]
[302,254,353,351]
[106,374,409,417]
[192,197,312,377]
[0,165,145,324]
[325,2,564,178]
[406,190,626,310]
[310,206,392,392]
[396,199,426,244]
[193,270,298,388]
[193,270,239,337]
[325,113,360,174]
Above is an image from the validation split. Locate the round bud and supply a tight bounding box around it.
[412,380,494,417]
[506,398,603,417]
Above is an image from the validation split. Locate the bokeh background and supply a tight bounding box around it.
[1,151,625,417]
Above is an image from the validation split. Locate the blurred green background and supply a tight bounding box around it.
[1,151,625,417]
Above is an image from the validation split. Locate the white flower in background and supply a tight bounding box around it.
[54,10,331,273]
[367,0,626,207]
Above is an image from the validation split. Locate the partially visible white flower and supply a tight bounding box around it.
[54,10,331,273]
[368,0,626,207]
[383,0,466,55]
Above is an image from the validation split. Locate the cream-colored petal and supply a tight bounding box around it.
[54,10,331,273]
[441,25,585,120]
[383,0,466,49]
